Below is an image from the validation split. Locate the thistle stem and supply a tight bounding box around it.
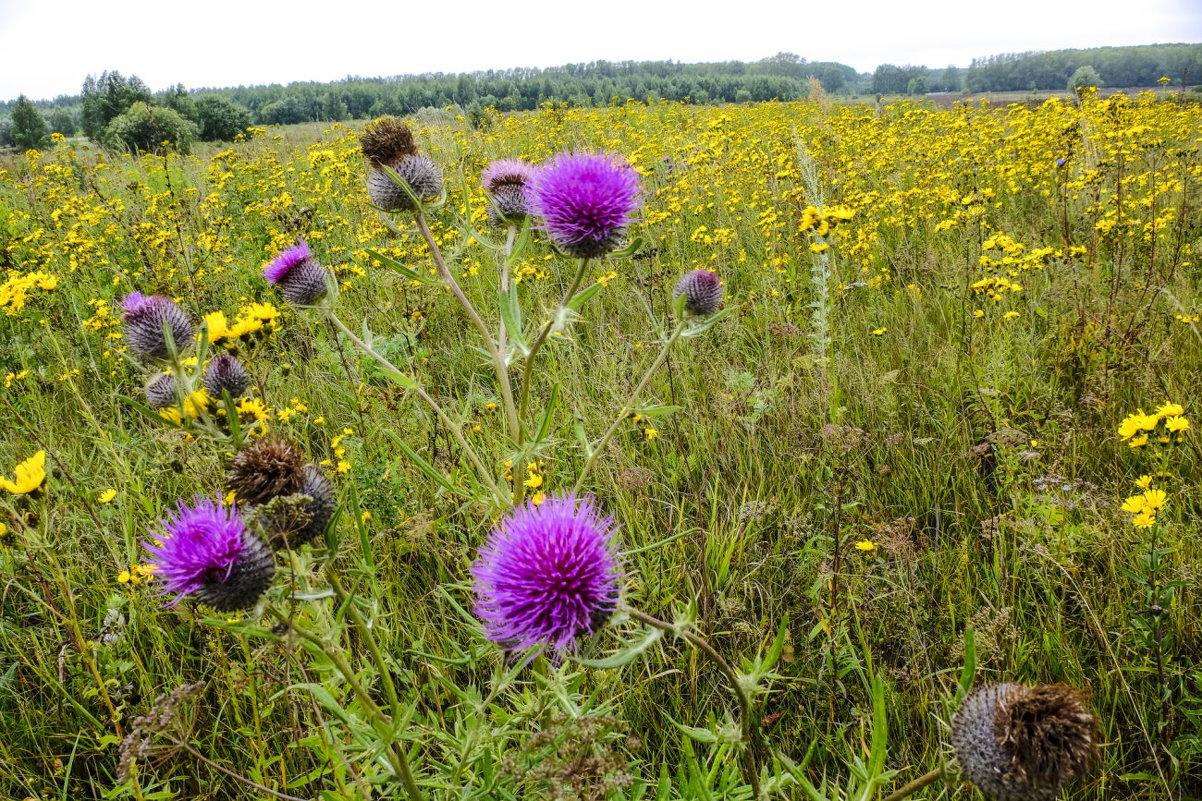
[623,605,761,800]
[498,225,515,352]
[572,321,684,494]
[324,310,505,503]
[414,212,520,440]
[516,257,590,442]
[325,568,401,722]
[288,618,425,801]
[881,767,942,801]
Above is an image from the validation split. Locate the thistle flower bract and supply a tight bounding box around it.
[367,154,443,212]
[472,494,620,654]
[227,439,306,506]
[262,240,330,306]
[203,354,250,399]
[482,158,538,226]
[530,152,642,258]
[144,373,178,409]
[120,292,194,360]
[673,269,723,316]
[143,499,274,612]
[952,683,1096,801]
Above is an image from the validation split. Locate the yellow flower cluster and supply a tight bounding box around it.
[0,450,46,495]
[1121,478,1169,529]
[203,302,282,345]
[117,563,157,584]
[1118,403,1190,448]
[159,389,213,425]
[0,271,58,315]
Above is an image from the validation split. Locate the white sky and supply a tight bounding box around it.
[1,0,1199,101]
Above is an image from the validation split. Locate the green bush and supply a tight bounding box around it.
[101,102,197,154]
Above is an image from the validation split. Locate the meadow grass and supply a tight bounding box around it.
[0,93,1199,800]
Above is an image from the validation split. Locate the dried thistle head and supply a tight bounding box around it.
[952,682,1096,801]
[360,117,417,166]
[227,439,305,506]
[248,464,336,549]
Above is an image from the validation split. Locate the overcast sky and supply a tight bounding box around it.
[1,0,1199,101]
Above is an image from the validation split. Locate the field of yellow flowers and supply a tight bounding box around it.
[0,92,1199,800]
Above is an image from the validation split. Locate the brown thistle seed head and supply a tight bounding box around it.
[360,117,417,166]
[227,439,306,506]
[999,683,1097,791]
[952,682,1096,801]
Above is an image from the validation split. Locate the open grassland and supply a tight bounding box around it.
[0,93,1200,800]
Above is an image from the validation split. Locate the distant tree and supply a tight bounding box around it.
[81,71,153,139]
[102,102,197,154]
[0,119,14,148]
[907,76,929,95]
[320,93,348,121]
[194,96,251,141]
[47,107,77,136]
[1068,65,1102,93]
[939,66,963,92]
[873,64,926,95]
[258,97,309,125]
[159,84,198,123]
[11,95,50,150]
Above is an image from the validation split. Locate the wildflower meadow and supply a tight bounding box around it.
[0,90,1199,800]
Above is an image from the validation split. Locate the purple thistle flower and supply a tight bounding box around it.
[472,494,621,655]
[143,499,274,612]
[674,269,723,316]
[263,240,330,306]
[529,152,642,258]
[120,292,194,360]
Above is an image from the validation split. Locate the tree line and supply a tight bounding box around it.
[1,44,1198,153]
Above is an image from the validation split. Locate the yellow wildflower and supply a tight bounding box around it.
[1155,403,1184,418]
[1132,511,1156,529]
[98,489,118,503]
[0,450,46,495]
[1140,489,1167,511]
[854,540,876,552]
[1135,475,1153,489]
[1164,416,1189,433]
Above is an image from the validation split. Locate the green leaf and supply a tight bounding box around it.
[383,430,470,498]
[366,248,441,285]
[670,717,718,744]
[281,682,355,726]
[633,403,682,418]
[607,236,647,259]
[499,284,528,356]
[681,307,735,338]
[573,627,662,669]
[761,614,790,674]
[533,383,560,443]
[573,414,593,459]
[566,281,604,312]
[957,627,976,703]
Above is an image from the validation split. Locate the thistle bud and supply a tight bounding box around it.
[144,373,178,409]
[673,269,723,316]
[120,293,194,360]
[367,154,444,212]
[482,159,537,226]
[203,354,250,399]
